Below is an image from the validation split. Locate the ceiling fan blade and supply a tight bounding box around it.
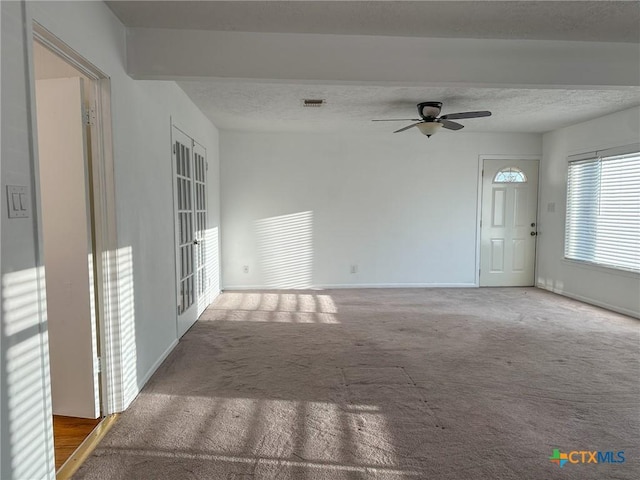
[440,111,492,120]
[393,122,423,133]
[372,118,421,122]
[439,119,465,131]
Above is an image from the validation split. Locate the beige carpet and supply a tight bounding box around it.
[75,288,639,479]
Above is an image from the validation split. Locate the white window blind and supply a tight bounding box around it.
[565,145,640,272]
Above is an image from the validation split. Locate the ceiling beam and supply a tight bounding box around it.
[126,28,640,89]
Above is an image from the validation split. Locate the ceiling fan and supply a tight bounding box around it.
[372,101,492,137]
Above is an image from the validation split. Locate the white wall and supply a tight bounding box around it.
[537,106,640,317]
[27,0,221,400]
[1,1,53,478]
[1,2,221,479]
[221,131,541,289]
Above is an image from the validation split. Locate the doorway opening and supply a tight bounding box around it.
[31,24,118,475]
[478,157,540,286]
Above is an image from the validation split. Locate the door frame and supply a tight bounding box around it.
[29,23,120,416]
[475,154,541,287]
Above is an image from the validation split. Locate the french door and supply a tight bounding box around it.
[172,126,208,336]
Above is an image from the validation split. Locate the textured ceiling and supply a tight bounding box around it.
[177,81,640,134]
[107,1,640,43]
[108,1,640,133]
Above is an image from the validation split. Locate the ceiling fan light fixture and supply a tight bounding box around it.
[419,102,442,118]
[417,121,443,137]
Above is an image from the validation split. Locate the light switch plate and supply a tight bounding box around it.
[6,185,30,218]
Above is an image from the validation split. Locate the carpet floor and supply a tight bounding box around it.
[75,288,639,479]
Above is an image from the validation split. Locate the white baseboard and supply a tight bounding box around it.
[222,282,478,290]
[137,338,179,390]
[315,283,478,289]
[222,284,273,290]
[536,283,639,319]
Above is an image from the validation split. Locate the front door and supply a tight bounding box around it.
[480,159,539,286]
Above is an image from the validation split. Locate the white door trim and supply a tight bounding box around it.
[475,154,541,287]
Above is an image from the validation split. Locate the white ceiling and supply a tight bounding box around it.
[177,81,640,133]
[108,1,640,134]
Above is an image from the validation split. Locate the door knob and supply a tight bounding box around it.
[193,239,199,245]
[531,222,536,227]
[530,231,538,236]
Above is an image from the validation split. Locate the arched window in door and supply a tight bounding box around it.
[493,167,528,183]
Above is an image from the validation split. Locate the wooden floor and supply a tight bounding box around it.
[53,415,102,471]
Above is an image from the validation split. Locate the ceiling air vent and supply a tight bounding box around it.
[302,99,326,107]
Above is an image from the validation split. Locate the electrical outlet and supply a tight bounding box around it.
[243,265,249,274]
[350,264,358,274]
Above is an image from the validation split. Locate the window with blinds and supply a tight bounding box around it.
[565,144,640,272]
